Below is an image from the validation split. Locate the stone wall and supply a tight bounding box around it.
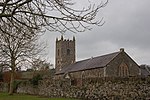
[0,82,9,92]
[16,77,150,99]
[70,68,104,79]
[17,81,39,95]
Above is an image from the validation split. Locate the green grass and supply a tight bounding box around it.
[0,92,77,100]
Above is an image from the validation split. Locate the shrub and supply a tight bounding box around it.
[30,74,43,86]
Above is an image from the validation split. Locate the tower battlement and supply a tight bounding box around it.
[56,35,75,42]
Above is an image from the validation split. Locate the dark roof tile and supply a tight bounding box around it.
[140,65,150,76]
[56,52,120,74]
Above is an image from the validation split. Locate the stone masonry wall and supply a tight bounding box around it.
[16,77,150,99]
[106,52,139,77]
[69,68,104,79]
[0,82,9,92]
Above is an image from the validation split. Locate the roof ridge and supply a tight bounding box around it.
[93,51,120,58]
[76,51,120,63]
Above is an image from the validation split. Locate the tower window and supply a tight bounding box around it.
[67,49,70,55]
[58,49,60,56]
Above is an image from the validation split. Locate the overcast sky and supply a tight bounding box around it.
[42,0,150,66]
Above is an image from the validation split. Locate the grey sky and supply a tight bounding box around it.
[42,0,150,66]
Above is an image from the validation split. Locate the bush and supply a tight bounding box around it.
[30,74,42,86]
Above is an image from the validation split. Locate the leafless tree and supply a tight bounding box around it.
[0,0,108,34]
[0,0,108,95]
[0,22,45,95]
[31,58,52,71]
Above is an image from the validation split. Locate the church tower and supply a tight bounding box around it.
[55,35,76,72]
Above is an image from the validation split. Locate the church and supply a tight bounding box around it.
[55,36,140,79]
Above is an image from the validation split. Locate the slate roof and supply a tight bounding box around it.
[140,65,150,76]
[56,51,120,75]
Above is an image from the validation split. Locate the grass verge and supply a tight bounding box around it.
[0,92,77,100]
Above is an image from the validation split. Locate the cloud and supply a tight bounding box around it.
[76,0,150,64]
[42,0,150,66]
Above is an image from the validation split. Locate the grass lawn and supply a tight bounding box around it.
[0,92,77,100]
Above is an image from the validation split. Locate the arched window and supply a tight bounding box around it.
[67,49,70,55]
[118,62,129,77]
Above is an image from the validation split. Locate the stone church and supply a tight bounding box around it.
[55,36,140,79]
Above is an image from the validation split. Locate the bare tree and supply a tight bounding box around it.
[32,58,52,71]
[0,0,108,34]
[0,22,45,95]
[0,0,108,95]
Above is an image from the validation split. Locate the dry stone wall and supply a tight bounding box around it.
[0,82,8,92]
[2,77,150,99]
